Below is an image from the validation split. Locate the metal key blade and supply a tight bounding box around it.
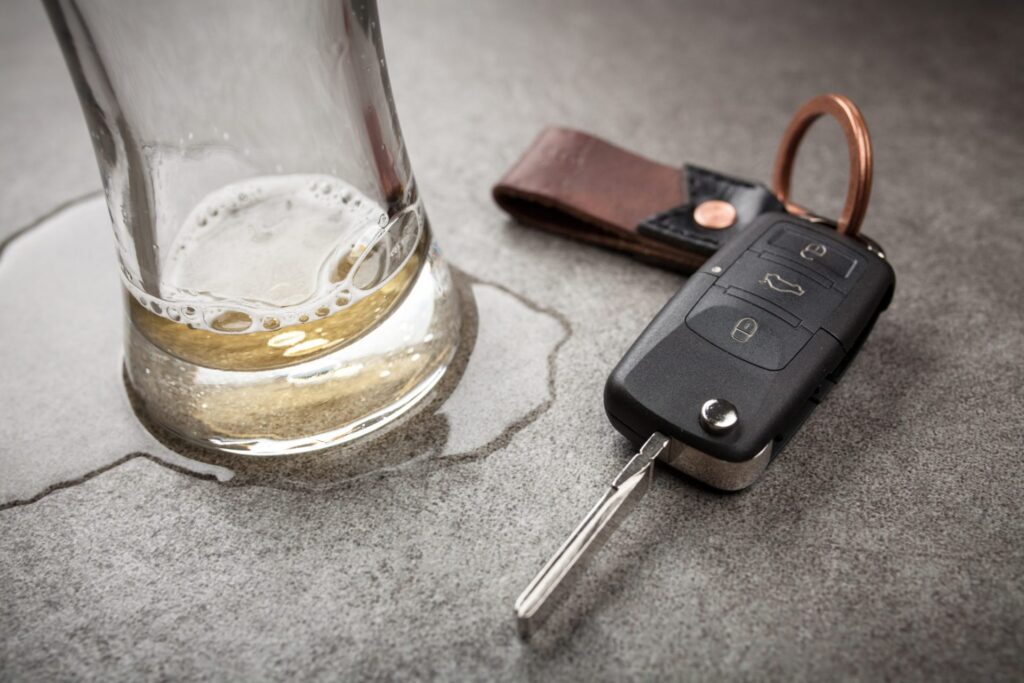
[514,433,670,638]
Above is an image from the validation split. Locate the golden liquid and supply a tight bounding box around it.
[129,236,425,372]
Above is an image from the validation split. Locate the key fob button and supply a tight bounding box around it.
[700,399,738,434]
[766,226,859,280]
[718,252,844,328]
[685,287,811,370]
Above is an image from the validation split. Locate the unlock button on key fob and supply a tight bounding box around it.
[686,287,811,371]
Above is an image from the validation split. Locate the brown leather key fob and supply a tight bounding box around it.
[494,93,877,271]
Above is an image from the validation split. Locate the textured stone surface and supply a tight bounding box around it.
[0,197,235,503]
[2,0,1022,680]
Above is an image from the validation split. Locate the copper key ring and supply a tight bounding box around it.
[771,93,873,236]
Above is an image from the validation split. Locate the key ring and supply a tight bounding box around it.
[771,93,873,236]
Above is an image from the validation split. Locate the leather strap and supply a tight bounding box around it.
[492,127,705,272]
[493,96,874,269]
[639,164,784,256]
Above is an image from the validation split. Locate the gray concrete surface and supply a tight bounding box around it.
[2,0,1022,680]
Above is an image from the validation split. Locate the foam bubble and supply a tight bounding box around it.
[210,310,253,332]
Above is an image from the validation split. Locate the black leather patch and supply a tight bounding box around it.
[638,165,785,255]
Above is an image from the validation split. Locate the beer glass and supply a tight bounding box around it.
[44,0,461,454]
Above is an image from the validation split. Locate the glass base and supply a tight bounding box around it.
[124,244,460,455]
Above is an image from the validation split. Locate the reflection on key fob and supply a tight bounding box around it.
[605,212,895,490]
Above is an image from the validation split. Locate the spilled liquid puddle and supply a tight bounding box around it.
[0,195,569,505]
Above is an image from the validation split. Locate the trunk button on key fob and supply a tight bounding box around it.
[718,251,843,327]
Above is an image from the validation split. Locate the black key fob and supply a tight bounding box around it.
[517,96,889,637]
[604,212,895,490]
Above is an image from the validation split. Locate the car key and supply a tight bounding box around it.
[514,211,895,637]
[514,93,894,637]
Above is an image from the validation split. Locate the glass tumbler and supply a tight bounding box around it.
[44,0,461,454]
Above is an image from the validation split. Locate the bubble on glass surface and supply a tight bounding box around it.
[210,310,253,332]
[352,240,388,291]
